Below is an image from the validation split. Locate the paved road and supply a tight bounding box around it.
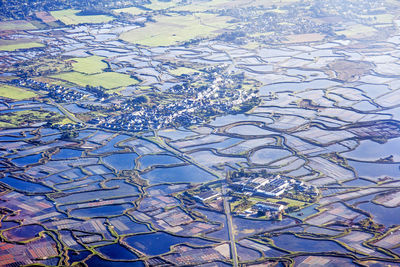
[222,185,238,267]
[148,134,239,266]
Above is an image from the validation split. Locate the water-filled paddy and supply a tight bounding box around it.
[103,153,138,171]
[271,234,349,253]
[250,148,291,165]
[259,79,340,95]
[12,153,41,166]
[0,176,52,193]
[227,125,275,136]
[85,255,144,267]
[55,181,139,204]
[210,114,273,127]
[52,149,82,160]
[91,134,130,154]
[96,243,138,260]
[358,201,400,226]
[70,203,133,218]
[138,154,182,169]
[68,250,91,264]
[124,232,214,255]
[348,160,400,180]
[141,165,217,184]
[342,138,400,162]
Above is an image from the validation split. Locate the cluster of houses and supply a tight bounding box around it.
[10,78,85,102]
[98,73,258,132]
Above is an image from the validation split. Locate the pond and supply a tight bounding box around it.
[210,114,273,127]
[124,232,214,256]
[259,79,340,95]
[158,128,197,141]
[271,234,349,253]
[103,153,138,171]
[55,181,139,204]
[70,203,134,218]
[138,154,182,169]
[358,201,400,227]
[52,149,82,160]
[109,215,149,235]
[0,176,52,193]
[250,148,291,165]
[96,243,138,260]
[343,138,400,162]
[92,134,130,155]
[85,255,144,267]
[4,224,44,242]
[12,153,42,166]
[141,165,217,184]
[68,250,91,265]
[348,160,400,180]
[227,125,275,136]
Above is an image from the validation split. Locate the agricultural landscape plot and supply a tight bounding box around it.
[1,0,400,266]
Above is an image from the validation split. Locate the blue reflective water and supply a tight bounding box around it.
[85,255,144,267]
[70,203,133,218]
[12,153,41,166]
[52,149,82,160]
[272,234,349,253]
[103,153,138,171]
[97,243,138,260]
[124,232,214,256]
[141,165,216,184]
[0,176,52,193]
[358,201,400,227]
[138,154,182,169]
[348,160,400,179]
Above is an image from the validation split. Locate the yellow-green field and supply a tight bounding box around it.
[50,9,114,25]
[171,0,231,12]
[113,7,147,16]
[0,40,44,51]
[120,13,235,46]
[69,56,108,74]
[0,84,37,100]
[0,20,37,31]
[51,72,139,89]
[336,24,377,38]
[144,0,180,11]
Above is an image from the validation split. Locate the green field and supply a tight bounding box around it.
[0,40,44,51]
[50,9,114,25]
[69,56,108,74]
[336,24,377,38]
[0,20,37,31]
[51,72,139,89]
[0,84,38,100]
[113,7,146,16]
[172,0,231,12]
[0,110,62,127]
[120,13,235,46]
[144,0,180,10]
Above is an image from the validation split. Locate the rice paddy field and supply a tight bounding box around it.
[1,0,400,266]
